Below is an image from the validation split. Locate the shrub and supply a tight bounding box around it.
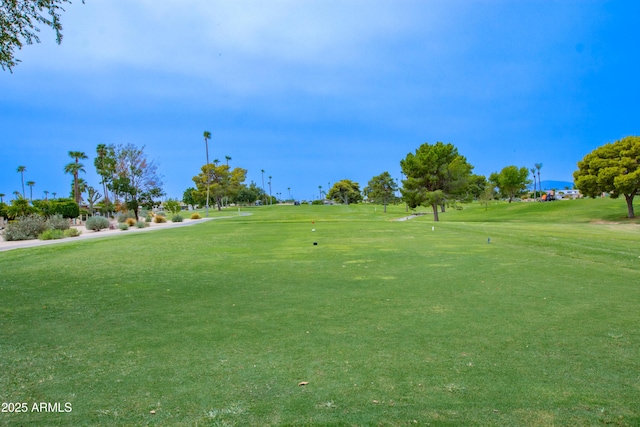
[172,214,183,222]
[6,199,39,219]
[153,215,166,223]
[32,199,52,216]
[125,217,137,226]
[38,229,65,240]
[63,228,82,237]
[135,220,147,228]
[99,201,115,216]
[49,198,80,218]
[3,214,48,241]
[155,211,166,217]
[190,213,201,220]
[118,223,129,230]
[117,211,136,223]
[85,216,110,231]
[46,214,70,230]
[164,199,182,214]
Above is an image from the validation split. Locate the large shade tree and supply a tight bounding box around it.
[110,143,164,217]
[327,179,363,205]
[400,141,473,221]
[489,166,531,203]
[234,182,265,206]
[1,0,84,71]
[574,136,640,218]
[192,164,247,211]
[466,174,489,201]
[364,171,398,213]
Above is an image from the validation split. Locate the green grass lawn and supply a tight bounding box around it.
[1,198,639,426]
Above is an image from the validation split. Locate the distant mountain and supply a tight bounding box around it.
[529,180,574,190]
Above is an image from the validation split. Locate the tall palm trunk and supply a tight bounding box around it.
[530,168,536,200]
[537,171,541,198]
[73,169,80,203]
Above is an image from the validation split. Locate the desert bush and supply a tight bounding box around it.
[135,220,147,228]
[38,229,65,240]
[85,216,110,231]
[118,223,129,230]
[172,214,183,222]
[117,211,136,223]
[125,217,137,226]
[2,214,48,241]
[190,213,201,220]
[154,215,166,223]
[164,199,182,214]
[63,228,82,237]
[46,214,70,230]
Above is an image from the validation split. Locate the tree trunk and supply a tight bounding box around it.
[625,194,635,218]
[74,173,79,204]
[432,203,439,221]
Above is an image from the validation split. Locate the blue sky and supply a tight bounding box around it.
[2,0,639,202]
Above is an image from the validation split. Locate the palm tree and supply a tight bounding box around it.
[287,187,291,200]
[64,162,85,204]
[204,131,211,217]
[77,177,88,197]
[0,193,5,203]
[66,151,88,204]
[95,144,111,204]
[530,167,537,200]
[44,190,49,201]
[319,185,323,200]
[13,190,20,200]
[225,155,231,166]
[52,192,57,199]
[268,176,272,205]
[534,163,543,199]
[16,165,26,198]
[213,158,220,165]
[26,181,35,201]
